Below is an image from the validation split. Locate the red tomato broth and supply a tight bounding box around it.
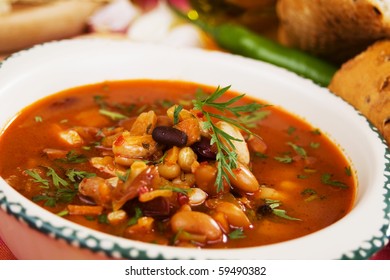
[0,80,356,248]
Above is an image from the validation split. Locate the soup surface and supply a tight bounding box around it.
[0,80,355,248]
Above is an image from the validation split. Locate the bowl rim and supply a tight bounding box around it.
[0,39,389,260]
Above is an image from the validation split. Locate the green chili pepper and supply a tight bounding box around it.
[171,5,337,87]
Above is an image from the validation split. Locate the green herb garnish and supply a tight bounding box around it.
[160,99,174,108]
[30,167,79,207]
[238,111,270,128]
[66,169,96,182]
[127,207,143,226]
[99,109,127,120]
[25,169,49,188]
[274,155,293,164]
[301,189,317,196]
[311,128,322,135]
[161,186,190,195]
[57,209,69,217]
[301,189,322,202]
[34,116,43,122]
[192,85,264,191]
[32,195,56,207]
[345,166,352,176]
[228,229,246,239]
[57,150,88,164]
[98,214,109,224]
[287,142,307,158]
[265,199,301,221]
[287,126,296,135]
[117,169,131,183]
[173,104,183,125]
[94,95,107,109]
[46,167,68,187]
[310,142,320,149]
[32,187,77,207]
[254,152,268,159]
[321,173,348,189]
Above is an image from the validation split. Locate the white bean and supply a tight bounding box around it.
[178,147,197,172]
[171,211,222,242]
[215,202,251,229]
[215,121,249,165]
[228,162,259,193]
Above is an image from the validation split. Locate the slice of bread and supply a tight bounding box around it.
[0,1,105,53]
[276,0,390,64]
[328,39,390,145]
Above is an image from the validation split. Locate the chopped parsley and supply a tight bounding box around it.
[173,104,183,125]
[25,169,49,188]
[287,126,296,135]
[254,152,268,159]
[301,189,317,196]
[57,150,88,164]
[274,155,293,163]
[345,166,352,176]
[311,128,322,135]
[301,189,323,202]
[57,209,69,217]
[127,207,143,226]
[287,142,307,158]
[99,109,127,120]
[117,169,131,183]
[161,186,189,195]
[238,111,270,128]
[94,95,108,109]
[66,169,96,182]
[46,167,68,188]
[228,229,246,239]
[265,199,301,221]
[98,214,109,224]
[321,173,348,189]
[34,116,43,122]
[28,167,83,207]
[310,142,320,149]
[159,99,174,108]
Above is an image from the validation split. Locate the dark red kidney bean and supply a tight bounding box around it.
[191,136,216,160]
[140,197,171,219]
[123,197,176,220]
[152,126,187,147]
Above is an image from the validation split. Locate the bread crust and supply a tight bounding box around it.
[277,0,390,64]
[328,40,390,145]
[0,1,103,52]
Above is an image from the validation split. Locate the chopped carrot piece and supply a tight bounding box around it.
[67,205,103,216]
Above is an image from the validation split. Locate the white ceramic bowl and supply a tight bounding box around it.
[0,39,389,260]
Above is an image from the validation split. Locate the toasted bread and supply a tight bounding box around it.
[328,39,390,145]
[0,0,105,53]
[277,0,390,64]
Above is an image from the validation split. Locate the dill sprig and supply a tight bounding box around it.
[192,85,265,191]
[265,199,301,221]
